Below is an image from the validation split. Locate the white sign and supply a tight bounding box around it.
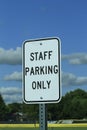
[23,38,61,104]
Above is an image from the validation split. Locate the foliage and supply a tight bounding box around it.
[0,94,8,121]
[22,103,39,122]
[0,89,87,121]
[7,103,22,113]
[47,89,87,120]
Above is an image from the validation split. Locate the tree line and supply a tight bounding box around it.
[0,88,87,122]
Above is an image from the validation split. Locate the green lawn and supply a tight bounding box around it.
[0,128,87,130]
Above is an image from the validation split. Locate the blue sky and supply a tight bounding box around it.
[0,0,87,104]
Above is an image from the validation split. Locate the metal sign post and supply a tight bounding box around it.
[39,104,47,130]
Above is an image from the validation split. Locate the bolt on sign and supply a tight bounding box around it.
[22,37,61,104]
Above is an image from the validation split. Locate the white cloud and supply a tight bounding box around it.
[0,86,22,94]
[0,86,22,104]
[1,70,87,103]
[62,71,87,87]
[62,53,87,64]
[3,70,87,87]
[0,47,22,65]
[4,71,22,81]
[0,47,87,65]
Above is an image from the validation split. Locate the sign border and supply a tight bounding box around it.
[22,37,61,104]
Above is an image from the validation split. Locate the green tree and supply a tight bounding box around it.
[22,103,39,122]
[48,89,87,120]
[7,103,22,113]
[0,94,7,121]
[58,89,87,119]
[7,103,23,121]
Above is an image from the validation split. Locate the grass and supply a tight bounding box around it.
[0,124,87,130]
[0,128,87,130]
